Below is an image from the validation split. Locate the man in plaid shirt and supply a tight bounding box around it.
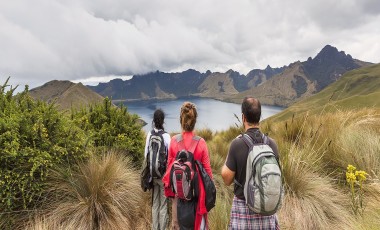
[221,97,280,230]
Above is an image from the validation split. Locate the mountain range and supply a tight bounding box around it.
[89,45,372,106]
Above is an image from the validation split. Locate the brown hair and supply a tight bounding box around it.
[180,102,197,131]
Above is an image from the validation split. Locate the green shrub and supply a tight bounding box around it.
[0,80,88,223]
[0,79,149,228]
[71,97,145,164]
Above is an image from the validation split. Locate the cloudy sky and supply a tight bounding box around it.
[1,0,379,90]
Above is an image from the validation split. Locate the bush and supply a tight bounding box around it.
[71,97,145,164]
[0,80,88,220]
[0,79,145,228]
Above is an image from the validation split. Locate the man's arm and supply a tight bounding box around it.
[222,139,239,186]
[221,164,235,186]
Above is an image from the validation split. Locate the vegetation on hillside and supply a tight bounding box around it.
[15,108,380,229]
[0,79,145,229]
[71,97,144,164]
[2,68,380,229]
[205,108,380,229]
[0,79,88,215]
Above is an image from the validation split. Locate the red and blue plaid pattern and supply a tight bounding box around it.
[229,196,280,230]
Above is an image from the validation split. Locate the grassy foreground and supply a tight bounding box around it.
[17,107,380,229]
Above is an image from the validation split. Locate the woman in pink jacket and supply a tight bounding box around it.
[162,102,213,230]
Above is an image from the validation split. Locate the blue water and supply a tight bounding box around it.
[123,98,283,133]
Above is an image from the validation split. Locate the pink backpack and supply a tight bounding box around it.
[170,134,200,201]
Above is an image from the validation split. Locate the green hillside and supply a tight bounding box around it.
[270,63,380,122]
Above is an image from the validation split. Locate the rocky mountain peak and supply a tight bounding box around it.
[226,69,239,75]
[312,45,352,63]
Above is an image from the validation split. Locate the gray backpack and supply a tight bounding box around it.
[236,133,283,216]
[148,130,167,179]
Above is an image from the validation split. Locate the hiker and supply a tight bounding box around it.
[221,97,281,230]
[144,109,171,230]
[162,102,213,230]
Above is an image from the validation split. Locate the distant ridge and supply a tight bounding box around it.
[89,66,284,102]
[268,63,380,122]
[88,45,371,106]
[29,80,105,111]
[228,45,372,106]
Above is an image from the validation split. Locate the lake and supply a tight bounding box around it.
[123,98,284,133]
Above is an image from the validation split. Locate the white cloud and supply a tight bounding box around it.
[72,75,132,85]
[0,0,379,90]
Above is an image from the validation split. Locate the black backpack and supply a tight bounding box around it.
[140,162,153,192]
[195,160,216,212]
[148,130,168,179]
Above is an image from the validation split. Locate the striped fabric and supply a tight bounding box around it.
[229,196,280,230]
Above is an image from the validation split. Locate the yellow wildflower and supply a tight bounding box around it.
[346,172,356,183]
[117,133,125,140]
[355,170,368,182]
[347,164,356,173]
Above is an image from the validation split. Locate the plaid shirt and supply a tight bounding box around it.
[229,196,280,230]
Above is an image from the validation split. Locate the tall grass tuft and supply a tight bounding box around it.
[196,128,214,142]
[25,152,145,230]
[279,144,354,229]
[311,110,380,175]
[355,183,380,229]
[336,126,380,178]
[133,191,153,229]
[24,215,64,230]
[208,174,233,229]
[208,135,230,170]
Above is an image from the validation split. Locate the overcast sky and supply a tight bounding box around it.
[1,0,379,90]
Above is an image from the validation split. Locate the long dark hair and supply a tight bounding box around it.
[153,109,165,130]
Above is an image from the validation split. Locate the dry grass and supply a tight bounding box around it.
[196,128,214,142]
[24,215,65,230]
[279,145,354,229]
[15,109,380,230]
[23,152,146,230]
[335,124,380,178]
[273,108,380,229]
[208,174,233,230]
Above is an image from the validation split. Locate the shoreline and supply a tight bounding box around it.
[112,96,288,108]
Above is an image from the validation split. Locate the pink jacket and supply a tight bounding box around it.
[162,131,213,230]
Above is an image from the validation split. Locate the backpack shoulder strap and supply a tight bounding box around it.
[263,134,269,145]
[234,179,243,188]
[189,135,201,153]
[158,130,166,136]
[234,134,255,188]
[174,134,201,153]
[174,134,185,150]
[152,129,165,136]
[241,134,254,148]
